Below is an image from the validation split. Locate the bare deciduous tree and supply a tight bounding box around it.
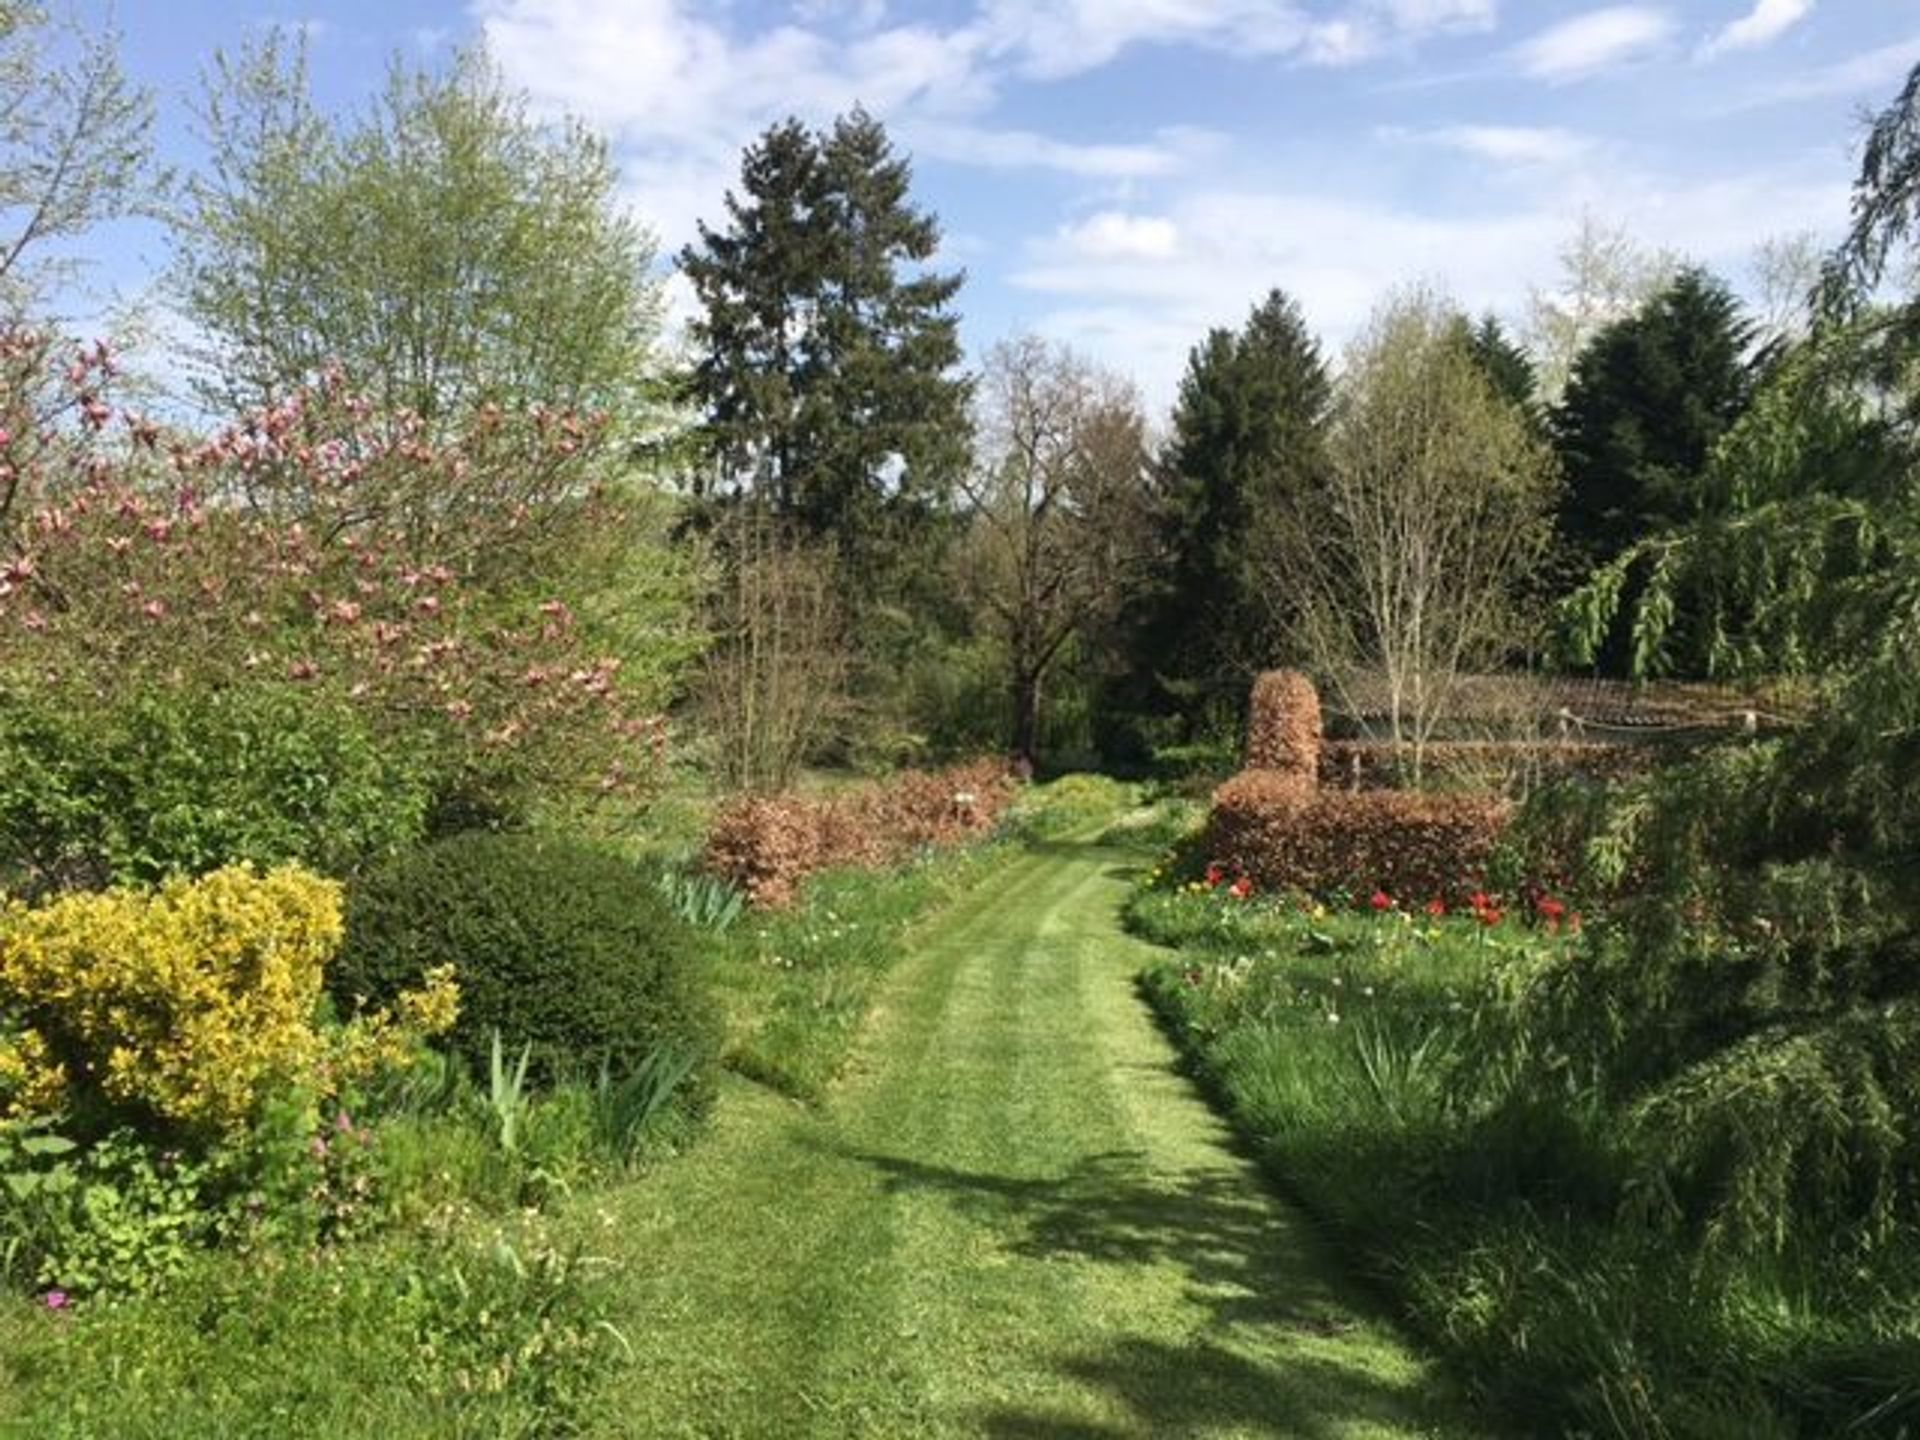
[1526,212,1677,402]
[1750,230,1825,346]
[958,335,1157,771]
[695,507,850,793]
[1262,288,1559,780]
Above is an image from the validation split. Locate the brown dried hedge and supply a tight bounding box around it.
[1245,669,1323,778]
[1208,771,1510,903]
[703,759,1018,908]
[1210,670,1510,900]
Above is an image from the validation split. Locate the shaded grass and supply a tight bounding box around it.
[1130,886,1920,1438]
[0,1206,625,1439]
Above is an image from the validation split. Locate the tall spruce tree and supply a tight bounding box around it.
[1551,267,1757,673]
[1131,288,1331,735]
[1554,267,1756,565]
[1460,313,1543,429]
[680,109,969,580]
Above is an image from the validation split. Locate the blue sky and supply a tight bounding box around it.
[76,1,1920,416]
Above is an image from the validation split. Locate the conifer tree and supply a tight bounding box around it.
[1460,313,1542,429]
[681,108,969,580]
[1129,288,1331,734]
[1553,267,1756,570]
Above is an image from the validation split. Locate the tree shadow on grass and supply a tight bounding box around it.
[811,1141,1482,1438]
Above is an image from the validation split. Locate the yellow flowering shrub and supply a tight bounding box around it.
[0,1025,66,1115]
[0,866,457,1132]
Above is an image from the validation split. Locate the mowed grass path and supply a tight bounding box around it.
[591,841,1478,1439]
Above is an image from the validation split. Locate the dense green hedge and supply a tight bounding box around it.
[0,683,430,895]
[336,833,721,1103]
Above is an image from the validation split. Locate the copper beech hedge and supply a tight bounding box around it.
[1210,669,1511,902]
[703,759,1019,908]
[1245,669,1323,778]
[1207,771,1510,904]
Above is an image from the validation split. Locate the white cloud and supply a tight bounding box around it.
[1515,6,1674,80]
[976,1,1317,79]
[1056,211,1182,260]
[1700,0,1813,60]
[906,123,1221,179]
[1373,0,1497,28]
[1394,124,1594,165]
[1012,158,1849,415]
[474,0,1499,260]
[1748,34,1920,104]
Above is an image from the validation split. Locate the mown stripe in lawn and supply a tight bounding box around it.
[587,842,1479,1439]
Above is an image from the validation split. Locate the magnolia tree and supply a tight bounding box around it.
[0,333,682,888]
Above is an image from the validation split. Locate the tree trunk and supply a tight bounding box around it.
[1012,666,1043,775]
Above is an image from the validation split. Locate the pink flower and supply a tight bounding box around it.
[1369,890,1392,912]
[42,1290,69,1311]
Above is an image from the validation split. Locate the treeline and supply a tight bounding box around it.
[0,10,1885,788]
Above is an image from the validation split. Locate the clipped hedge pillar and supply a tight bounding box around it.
[1245,670,1323,781]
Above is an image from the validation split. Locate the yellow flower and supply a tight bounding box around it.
[0,865,449,1133]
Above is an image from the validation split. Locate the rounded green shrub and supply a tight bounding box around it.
[334,833,720,1103]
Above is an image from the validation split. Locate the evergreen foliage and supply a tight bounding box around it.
[679,108,970,581]
[336,832,722,1098]
[1539,55,1920,1329]
[1552,267,1758,572]
[1127,289,1331,736]
[1457,313,1541,428]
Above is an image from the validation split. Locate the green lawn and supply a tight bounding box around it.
[585,839,1477,1438]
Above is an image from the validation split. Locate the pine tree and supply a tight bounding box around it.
[1130,289,1331,735]
[1554,267,1756,568]
[1460,314,1542,429]
[681,109,969,580]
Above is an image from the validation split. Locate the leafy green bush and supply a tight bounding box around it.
[0,683,431,895]
[336,833,721,1106]
[998,773,1135,842]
